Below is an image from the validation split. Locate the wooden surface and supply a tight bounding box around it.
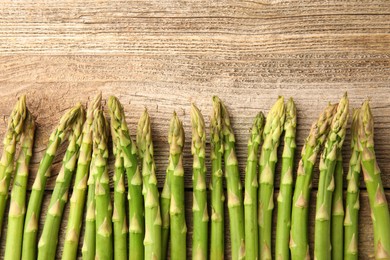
[0,0,390,258]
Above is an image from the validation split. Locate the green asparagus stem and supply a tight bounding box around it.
[82,149,97,260]
[22,103,83,260]
[358,100,390,259]
[290,103,337,260]
[258,97,285,260]
[4,111,35,260]
[244,112,265,260]
[275,98,297,260]
[331,153,344,260]
[38,108,85,260]
[0,95,27,236]
[190,104,209,260]
[218,96,245,260]
[161,166,170,260]
[344,109,361,260]
[93,109,112,260]
[314,94,349,260]
[169,112,187,260]
[62,93,101,260]
[108,96,144,260]
[109,108,128,260]
[137,110,162,260]
[209,97,225,260]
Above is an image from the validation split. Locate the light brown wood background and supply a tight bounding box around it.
[0,0,390,258]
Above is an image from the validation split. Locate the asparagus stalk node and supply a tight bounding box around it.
[209,97,225,260]
[169,112,187,260]
[137,110,162,260]
[275,98,297,260]
[38,108,85,260]
[190,104,209,260]
[244,112,265,260]
[258,97,285,260]
[314,94,349,260]
[62,93,101,260]
[290,103,337,260]
[0,95,27,237]
[358,101,390,259]
[108,96,144,260]
[4,111,35,260]
[22,103,84,260]
[94,109,113,260]
[344,109,361,260]
[218,97,245,260]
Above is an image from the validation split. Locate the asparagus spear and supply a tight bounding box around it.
[93,109,113,260]
[137,110,162,260]
[4,111,35,260]
[358,100,390,259]
[38,107,85,260]
[169,112,187,260]
[258,97,285,260]
[82,144,98,260]
[22,103,84,260]
[331,153,344,260]
[344,109,361,260]
[275,98,297,260]
[190,104,209,260]
[218,96,245,260]
[314,94,349,260]
[62,93,101,260]
[244,112,265,260]
[161,167,170,260]
[0,95,27,235]
[209,96,225,260]
[108,96,144,260]
[109,109,128,260]
[290,103,337,260]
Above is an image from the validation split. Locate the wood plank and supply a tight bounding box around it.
[0,190,383,259]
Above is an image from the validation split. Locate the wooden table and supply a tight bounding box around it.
[0,0,390,258]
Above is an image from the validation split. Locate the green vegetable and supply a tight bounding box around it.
[275,98,296,260]
[190,104,208,260]
[137,110,162,260]
[209,97,225,260]
[22,103,84,260]
[244,112,265,260]
[94,109,112,260]
[258,97,285,260]
[331,153,344,260]
[219,96,245,260]
[4,111,35,260]
[314,94,349,260]
[38,108,84,260]
[343,109,361,260]
[0,95,27,237]
[358,101,390,259]
[169,112,187,260]
[108,96,144,260]
[290,103,337,260]
[62,93,101,260]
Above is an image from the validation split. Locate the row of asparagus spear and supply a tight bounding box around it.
[0,92,388,259]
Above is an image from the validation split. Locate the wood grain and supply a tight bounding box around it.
[0,0,389,258]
